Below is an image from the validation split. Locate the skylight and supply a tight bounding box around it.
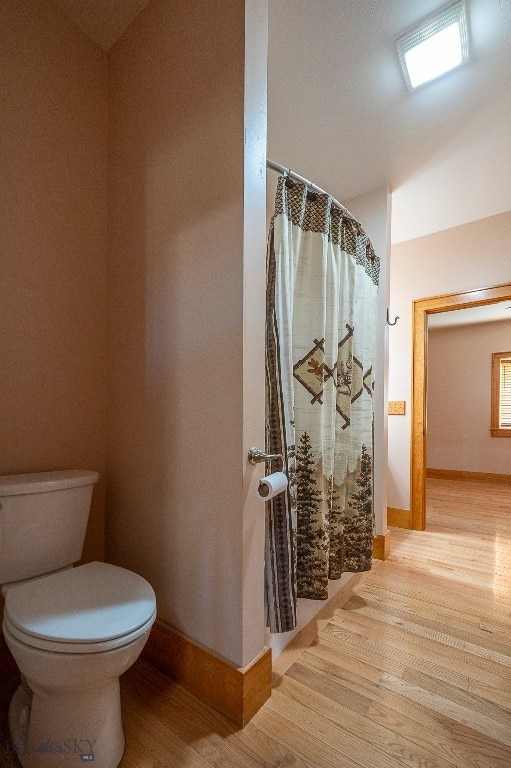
[396,1,469,91]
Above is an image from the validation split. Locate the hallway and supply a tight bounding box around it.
[2,478,511,767]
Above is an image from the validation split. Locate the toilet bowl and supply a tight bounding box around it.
[3,561,156,768]
[0,469,157,768]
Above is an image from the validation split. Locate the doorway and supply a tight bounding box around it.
[410,282,511,530]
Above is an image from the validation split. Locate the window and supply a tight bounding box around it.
[491,351,511,437]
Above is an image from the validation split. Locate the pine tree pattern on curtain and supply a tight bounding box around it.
[265,175,380,633]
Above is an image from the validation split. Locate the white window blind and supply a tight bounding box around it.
[501,358,511,428]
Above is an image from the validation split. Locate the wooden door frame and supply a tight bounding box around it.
[411,282,511,530]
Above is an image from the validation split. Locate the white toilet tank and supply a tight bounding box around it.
[0,470,99,585]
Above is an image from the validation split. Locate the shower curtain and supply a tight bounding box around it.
[265,175,380,633]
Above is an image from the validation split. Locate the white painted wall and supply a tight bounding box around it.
[428,321,511,475]
[388,211,511,511]
[107,0,268,669]
[392,112,511,245]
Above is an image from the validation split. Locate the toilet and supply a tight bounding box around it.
[0,470,156,768]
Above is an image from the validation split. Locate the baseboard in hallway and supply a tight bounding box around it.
[387,506,411,528]
[427,467,511,484]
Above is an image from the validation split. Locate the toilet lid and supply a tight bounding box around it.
[4,562,156,644]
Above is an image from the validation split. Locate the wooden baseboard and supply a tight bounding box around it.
[372,530,391,560]
[427,468,511,484]
[142,620,272,727]
[387,507,411,529]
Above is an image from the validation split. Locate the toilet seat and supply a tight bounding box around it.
[4,561,156,654]
[3,610,156,653]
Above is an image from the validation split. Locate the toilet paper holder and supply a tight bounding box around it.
[247,447,283,466]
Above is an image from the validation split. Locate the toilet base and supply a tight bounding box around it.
[8,679,125,768]
[3,590,155,768]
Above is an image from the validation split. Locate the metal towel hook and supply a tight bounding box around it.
[247,447,283,466]
[387,309,400,326]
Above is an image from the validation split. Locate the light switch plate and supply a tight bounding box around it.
[388,400,406,415]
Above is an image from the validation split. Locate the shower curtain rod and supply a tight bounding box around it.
[266,159,356,220]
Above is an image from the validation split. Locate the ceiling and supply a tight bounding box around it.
[428,300,511,328]
[268,0,511,201]
[54,0,151,50]
[53,0,511,204]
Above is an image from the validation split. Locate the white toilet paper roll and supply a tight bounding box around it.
[258,471,288,500]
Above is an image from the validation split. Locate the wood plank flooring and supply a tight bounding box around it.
[1,477,511,767]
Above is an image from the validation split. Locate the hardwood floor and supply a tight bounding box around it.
[1,477,511,767]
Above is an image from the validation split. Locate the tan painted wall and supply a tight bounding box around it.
[0,0,108,561]
[428,321,511,475]
[107,0,267,668]
[388,211,511,510]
